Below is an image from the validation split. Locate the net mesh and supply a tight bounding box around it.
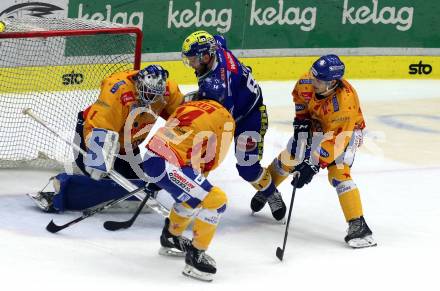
[0,17,140,169]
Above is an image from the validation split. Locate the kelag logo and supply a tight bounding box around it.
[168,0,232,33]
[62,71,84,85]
[76,3,143,30]
[409,61,432,75]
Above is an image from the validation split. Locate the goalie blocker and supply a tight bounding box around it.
[84,128,119,180]
[74,111,144,179]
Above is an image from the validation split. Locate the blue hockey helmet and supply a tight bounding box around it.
[311,54,345,81]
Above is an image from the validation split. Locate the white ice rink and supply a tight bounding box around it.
[1,80,439,291]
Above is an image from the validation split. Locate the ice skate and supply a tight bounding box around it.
[182,244,216,282]
[27,191,56,213]
[158,218,191,257]
[251,190,286,221]
[345,216,377,248]
[250,191,267,213]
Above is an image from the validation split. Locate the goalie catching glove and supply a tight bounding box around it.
[84,128,119,180]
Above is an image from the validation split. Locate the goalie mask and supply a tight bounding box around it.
[135,68,167,106]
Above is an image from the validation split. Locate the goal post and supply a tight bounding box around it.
[0,17,142,169]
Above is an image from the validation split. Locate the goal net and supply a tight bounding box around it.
[0,17,142,169]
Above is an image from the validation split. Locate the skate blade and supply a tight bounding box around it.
[182,264,214,282]
[251,211,286,224]
[158,246,185,257]
[347,235,377,249]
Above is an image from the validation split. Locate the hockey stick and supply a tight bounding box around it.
[46,186,147,233]
[276,172,300,261]
[22,108,169,218]
[103,188,153,231]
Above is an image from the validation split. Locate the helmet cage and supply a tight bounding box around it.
[135,73,166,106]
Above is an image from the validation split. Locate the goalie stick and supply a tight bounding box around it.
[46,186,147,233]
[276,172,300,261]
[103,188,153,231]
[22,108,169,218]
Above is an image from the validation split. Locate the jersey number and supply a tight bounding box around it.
[246,72,261,98]
[174,108,204,127]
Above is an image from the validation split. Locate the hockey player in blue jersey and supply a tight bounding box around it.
[181,31,286,221]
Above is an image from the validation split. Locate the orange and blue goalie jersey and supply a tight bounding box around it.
[293,72,365,167]
[147,100,235,174]
[82,70,183,153]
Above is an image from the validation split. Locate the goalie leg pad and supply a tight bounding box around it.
[52,173,145,211]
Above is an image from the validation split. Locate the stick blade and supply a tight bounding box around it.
[46,220,62,233]
[276,247,284,261]
[103,220,131,231]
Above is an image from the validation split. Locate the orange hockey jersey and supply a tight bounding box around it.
[147,100,235,174]
[83,70,183,153]
[292,72,365,167]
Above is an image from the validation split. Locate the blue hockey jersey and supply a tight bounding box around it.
[198,47,262,123]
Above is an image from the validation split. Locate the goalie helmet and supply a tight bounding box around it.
[181,31,216,67]
[135,66,167,106]
[311,54,345,81]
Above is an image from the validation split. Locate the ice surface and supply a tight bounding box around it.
[0,80,439,291]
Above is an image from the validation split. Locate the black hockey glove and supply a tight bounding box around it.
[290,118,312,158]
[293,118,312,141]
[293,159,319,189]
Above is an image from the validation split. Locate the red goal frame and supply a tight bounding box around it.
[0,27,143,70]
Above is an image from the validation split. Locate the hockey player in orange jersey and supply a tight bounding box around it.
[77,64,183,180]
[253,55,377,248]
[142,80,235,281]
[29,65,184,212]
